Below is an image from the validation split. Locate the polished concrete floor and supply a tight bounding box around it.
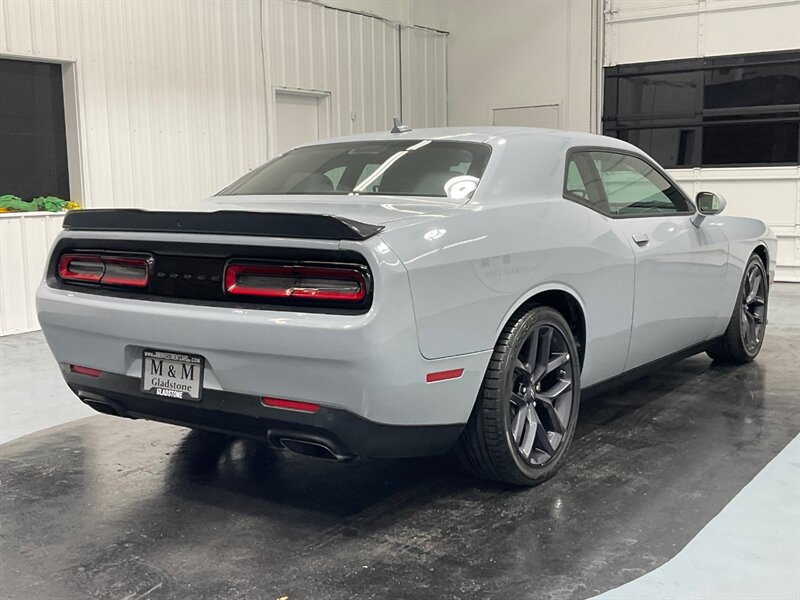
[595,435,799,600]
[0,285,798,599]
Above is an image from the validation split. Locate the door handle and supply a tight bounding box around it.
[632,233,649,246]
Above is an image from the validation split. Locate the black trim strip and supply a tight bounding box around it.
[582,340,712,400]
[63,209,384,241]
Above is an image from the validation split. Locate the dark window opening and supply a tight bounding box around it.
[0,59,70,202]
[603,51,800,168]
[703,121,800,165]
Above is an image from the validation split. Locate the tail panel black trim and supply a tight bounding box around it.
[63,209,384,241]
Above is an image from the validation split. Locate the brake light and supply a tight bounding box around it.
[59,254,104,282]
[225,263,367,301]
[58,254,149,287]
[100,257,149,287]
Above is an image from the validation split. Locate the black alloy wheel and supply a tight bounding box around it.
[457,306,581,486]
[708,253,769,364]
[508,323,574,466]
[740,259,767,354]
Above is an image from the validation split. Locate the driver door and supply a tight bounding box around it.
[568,150,729,371]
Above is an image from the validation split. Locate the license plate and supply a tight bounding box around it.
[141,349,204,401]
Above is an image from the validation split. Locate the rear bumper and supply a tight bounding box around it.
[65,367,463,458]
[36,232,492,427]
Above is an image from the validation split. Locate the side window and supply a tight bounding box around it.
[590,151,690,215]
[563,152,609,214]
[565,161,588,199]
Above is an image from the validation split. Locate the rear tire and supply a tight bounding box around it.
[707,253,768,364]
[457,306,581,486]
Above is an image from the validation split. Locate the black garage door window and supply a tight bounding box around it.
[0,59,70,200]
[603,50,800,168]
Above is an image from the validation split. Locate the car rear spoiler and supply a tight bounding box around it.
[62,209,384,241]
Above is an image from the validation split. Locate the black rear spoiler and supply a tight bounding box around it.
[62,209,384,241]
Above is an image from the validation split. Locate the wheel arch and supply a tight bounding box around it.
[497,285,587,371]
[752,243,769,274]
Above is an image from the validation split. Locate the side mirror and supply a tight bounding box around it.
[691,191,726,226]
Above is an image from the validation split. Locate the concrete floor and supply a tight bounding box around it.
[0,284,798,599]
[595,435,799,600]
[0,331,94,444]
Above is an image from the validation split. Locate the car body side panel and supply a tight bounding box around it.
[379,198,636,388]
[709,216,777,336]
[612,215,730,370]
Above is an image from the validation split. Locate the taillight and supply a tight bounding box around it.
[58,254,149,287]
[224,263,367,302]
[58,254,104,282]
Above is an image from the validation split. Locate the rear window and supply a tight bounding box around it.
[220,140,492,200]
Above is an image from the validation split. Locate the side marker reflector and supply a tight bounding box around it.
[261,396,320,413]
[426,368,464,383]
[70,365,102,377]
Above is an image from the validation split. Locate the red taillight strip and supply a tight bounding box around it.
[225,263,367,301]
[70,364,102,377]
[426,368,464,383]
[99,257,150,287]
[59,254,104,282]
[261,396,320,413]
[58,253,150,288]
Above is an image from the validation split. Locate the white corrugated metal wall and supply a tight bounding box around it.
[1,0,270,210]
[400,26,448,128]
[0,214,65,336]
[604,0,800,281]
[0,0,448,335]
[264,0,402,145]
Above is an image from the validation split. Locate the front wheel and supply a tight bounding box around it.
[707,253,769,364]
[457,306,581,486]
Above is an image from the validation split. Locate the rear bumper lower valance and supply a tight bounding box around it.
[65,368,463,459]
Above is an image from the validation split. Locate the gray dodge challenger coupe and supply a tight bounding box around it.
[37,126,776,485]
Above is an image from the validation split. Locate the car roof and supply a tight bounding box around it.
[289,126,650,202]
[299,126,638,153]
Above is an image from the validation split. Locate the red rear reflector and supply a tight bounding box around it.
[59,254,149,287]
[426,368,464,383]
[70,364,102,377]
[225,263,366,301]
[261,397,320,413]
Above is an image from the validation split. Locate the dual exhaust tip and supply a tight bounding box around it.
[277,438,342,461]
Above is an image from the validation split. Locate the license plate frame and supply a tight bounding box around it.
[141,349,204,401]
